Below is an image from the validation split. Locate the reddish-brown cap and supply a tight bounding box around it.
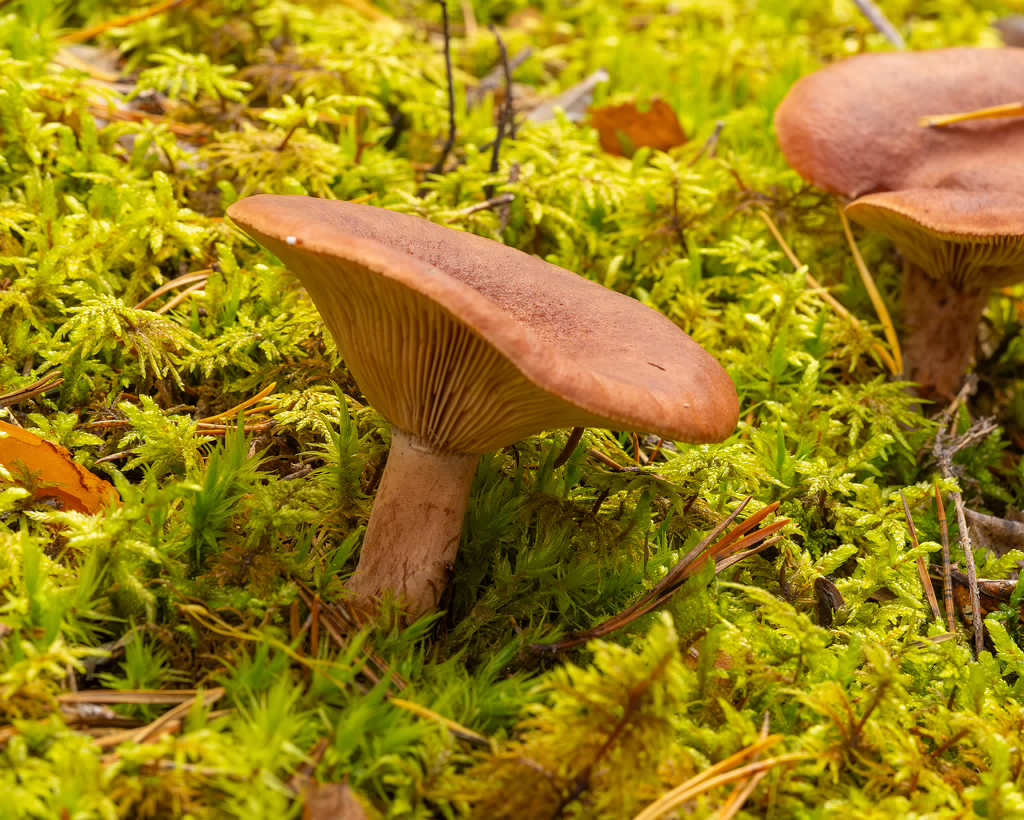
[775,48,1024,199]
[227,195,738,454]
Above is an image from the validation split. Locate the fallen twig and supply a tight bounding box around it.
[933,381,999,656]
[850,0,906,49]
[0,373,63,408]
[448,193,515,218]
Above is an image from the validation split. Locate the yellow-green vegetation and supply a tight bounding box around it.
[3,0,1024,817]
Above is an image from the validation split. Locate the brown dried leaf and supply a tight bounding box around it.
[0,421,119,514]
[303,782,370,820]
[589,98,687,157]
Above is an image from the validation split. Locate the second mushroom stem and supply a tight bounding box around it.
[901,261,989,399]
[346,428,479,619]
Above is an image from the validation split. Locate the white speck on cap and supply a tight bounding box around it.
[286,236,298,246]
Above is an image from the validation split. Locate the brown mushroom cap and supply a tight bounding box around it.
[227,195,738,454]
[846,190,1024,288]
[775,48,1024,200]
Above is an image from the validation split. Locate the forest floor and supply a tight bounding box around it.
[3,0,1024,817]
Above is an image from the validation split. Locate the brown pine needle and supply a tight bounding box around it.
[154,280,206,315]
[633,734,806,820]
[130,688,225,745]
[389,698,492,748]
[758,210,898,375]
[935,481,957,634]
[59,690,201,705]
[135,270,212,310]
[838,207,903,376]
[919,101,1024,129]
[716,713,771,820]
[199,382,277,424]
[60,0,197,44]
[900,490,942,622]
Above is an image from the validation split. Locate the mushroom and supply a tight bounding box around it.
[227,195,739,618]
[775,48,1024,398]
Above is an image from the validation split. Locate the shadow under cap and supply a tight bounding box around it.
[775,48,1024,200]
[227,195,739,453]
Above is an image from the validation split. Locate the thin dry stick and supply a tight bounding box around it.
[60,0,195,43]
[428,0,457,177]
[920,101,1024,129]
[900,490,942,623]
[688,121,725,167]
[0,373,63,408]
[449,193,515,218]
[758,210,898,375]
[935,481,957,635]
[484,25,514,199]
[933,382,998,656]
[851,0,906,49]
[838,208,904,376]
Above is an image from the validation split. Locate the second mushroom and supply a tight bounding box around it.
[228,196,739,618]
[775,47,1024,399]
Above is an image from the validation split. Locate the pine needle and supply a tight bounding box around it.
[59,0,197,44]
[900,490,942,623]
[838,207,904,376]
[758,210,899,375]
[632,735,806,820]
[389,698,493,749]
[919,101,1024,129]
[935,480,957,634]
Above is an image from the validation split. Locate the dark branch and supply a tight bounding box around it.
[484,25,514,199]
[428,0,457,177]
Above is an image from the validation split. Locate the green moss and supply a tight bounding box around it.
[2,0,1024,816]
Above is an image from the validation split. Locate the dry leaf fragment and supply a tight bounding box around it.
[526,69,609,123]
[0,421,119,514]
[303,782,370,820]
[589,98,687,156]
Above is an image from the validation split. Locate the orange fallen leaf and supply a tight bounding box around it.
[0,421,119,514]
[589,98,687,157]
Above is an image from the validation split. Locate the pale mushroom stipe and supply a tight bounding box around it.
[775,48,1024,399]
[227,195,740,618]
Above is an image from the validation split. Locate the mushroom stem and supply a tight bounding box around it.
[901,261,989,400]
[347,428,479,619]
